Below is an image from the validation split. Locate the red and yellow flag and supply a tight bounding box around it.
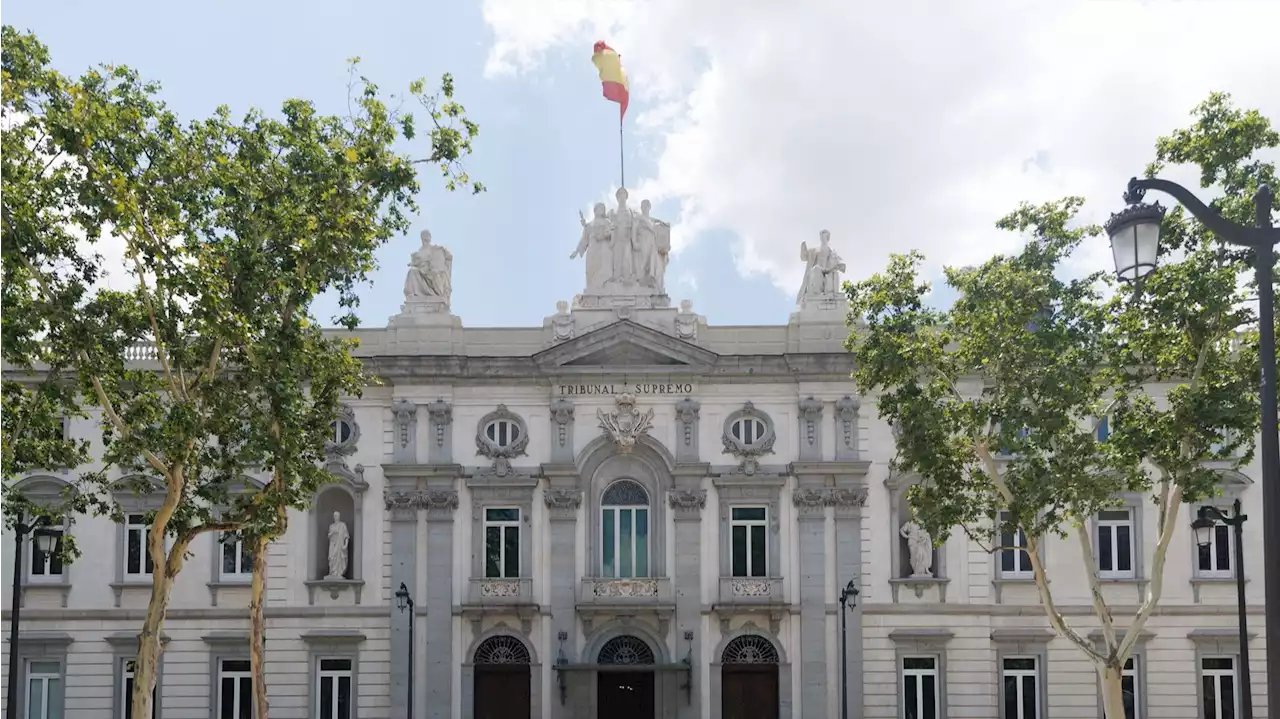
[592,41,629,120]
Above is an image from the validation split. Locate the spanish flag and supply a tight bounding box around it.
[592,41,630,120]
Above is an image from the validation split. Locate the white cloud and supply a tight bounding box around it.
[482,0,1280,294]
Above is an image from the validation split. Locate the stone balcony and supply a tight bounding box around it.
[576,577,676,632]
[716,576,786,608]
[466,577,535,607]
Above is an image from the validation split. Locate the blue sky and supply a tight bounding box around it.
[8,0,1279,329]
[5,0,785,328]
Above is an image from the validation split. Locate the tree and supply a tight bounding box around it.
[1,27,482,719]
[845,93,1270,719]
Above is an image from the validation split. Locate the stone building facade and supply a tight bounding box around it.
[1,209,1270,719]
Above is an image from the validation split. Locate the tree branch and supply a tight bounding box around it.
[1075,522,1117,653]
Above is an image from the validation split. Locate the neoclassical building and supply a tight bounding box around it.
[1,199,1269,719]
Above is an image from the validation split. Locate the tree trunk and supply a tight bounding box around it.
[1099,663,1128,719]
[129,569,173,719]
[249,532,271,719]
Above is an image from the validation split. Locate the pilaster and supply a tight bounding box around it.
[385,488,419,719]
[668,484,706,719]
[793,486,828,719]
[423,487,458,719]
[829,486,868,719]
[541,464,582,719]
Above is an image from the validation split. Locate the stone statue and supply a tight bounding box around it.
[899,520,933,577]
[571,202,614,293]
[609,188,636,283]
[402,230,453,305]
[797,229,846,303]
[326,511,350,580]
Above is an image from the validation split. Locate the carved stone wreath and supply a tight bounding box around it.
[722,635,780,664]
[721,402,776,475]
[475,405,530,474]
[474,635,532,664]
[598,635,656,665]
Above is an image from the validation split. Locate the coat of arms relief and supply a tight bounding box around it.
[597,393,654,452]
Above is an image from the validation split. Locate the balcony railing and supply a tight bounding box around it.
[467,577,534,606]
[578,577,673,605]
[717,576,785,606]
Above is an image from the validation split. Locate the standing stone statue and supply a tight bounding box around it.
[571,202,614,293]
[900,520,934,577]
[609,188,636,283]
[631,198,658,288]
[797,229,846,303]
[402,230,453,305]
[326,511,350,580]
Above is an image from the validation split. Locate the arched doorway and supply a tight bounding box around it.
[473,635,531,719]
[721,635,780,719]
[597,635,656,719]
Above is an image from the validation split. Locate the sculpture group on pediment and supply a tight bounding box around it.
[570,188,671,297]
[796,229,846,309]
[403,229,453,305]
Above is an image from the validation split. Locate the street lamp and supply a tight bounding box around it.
[837,579,859,719]
[1191,500,1252,719]
[395,582,415,719]
[6,516,56,718]
[1106,176,1279,713]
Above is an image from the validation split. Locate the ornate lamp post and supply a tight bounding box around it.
[838,579,859,719]
[395,582,415,719]
[1106,176,1278,711]
[6,516,56,718]
[1192,500,1252,718]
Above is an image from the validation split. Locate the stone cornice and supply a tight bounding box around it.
[789,461,872,481]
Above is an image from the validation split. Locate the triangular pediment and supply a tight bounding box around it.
[534,320,718,369]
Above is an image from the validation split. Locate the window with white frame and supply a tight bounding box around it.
[483,507,520,578]
[217,659,253,719]
[601,480,649,579]
[29,521,65,582]
[998,511,1032,578]
[119,658,158,719]
[1119,655,1141,719]
[730,506,768,577]
[729,416,767,447]
[25,660,62,719]
[483,418,520,449]
[1201,656,1238,719]
[1095,509,1135,579]
[316,658,353,719]
[902,656,940,719]
[1196,508,1233,578]
[125,513,155,579]
[1001,656,1040,719]
[220,532,254,581]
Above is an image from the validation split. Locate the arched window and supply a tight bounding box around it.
[601,480,649,578]
[598,636,655,665]
[474,635,532,665]
[722,635,780,664]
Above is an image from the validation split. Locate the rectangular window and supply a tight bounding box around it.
[998,511,1032,578]
[1119,655,1140,719]
[1001,656,1039,719]
[1201,657,1237,719]
[484,508,521,578]
[316,658,353,719]
[601,507,649,578]
[218,659,253,719]
[25,660,62,719]
[902,656,939,719]
[1096,415,1111,442]
[1196,509,1233,578]
[29,524,65,581]
[221,532,254,580]
[1096,509,1135,578]
[125,514,155,578]
[119,658,158,719]
[730,506,768,578]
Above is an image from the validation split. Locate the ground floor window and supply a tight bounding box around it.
[218,659,253,719]
[1201,656,1238,719]
[316,658,353,719]
[119,658,159,719]
[1001,656,1039,719]
[902,656,939,719]
[25,660,63,719]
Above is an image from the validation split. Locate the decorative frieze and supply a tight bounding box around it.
[590,578,659,598]
[422,489,460,519]
[543,487,583,520]
[667,488,707,517]
[382,488,460,520]
[792,487,828,517]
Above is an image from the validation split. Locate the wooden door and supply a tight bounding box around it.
[597,671,655,719]
[473,665,531,719]
[722,665,779,719]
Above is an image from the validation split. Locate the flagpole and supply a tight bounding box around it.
[619,114,625,189]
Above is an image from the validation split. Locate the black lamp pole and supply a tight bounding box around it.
[838,579,859,719]
[395,582,415,719]
[1193,500,1252,718]
[1108,177,1278,712]
[5,516,51,719]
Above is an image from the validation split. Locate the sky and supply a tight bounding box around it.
[6,0,1280,329]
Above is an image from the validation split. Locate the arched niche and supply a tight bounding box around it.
[884,472,945,580]
[709,625,792,719]
[307,467,369,603]
[576,435,674,579]
[12,475,77,608]
[462,627,543,719]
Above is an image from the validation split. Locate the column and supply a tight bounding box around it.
[669,476,706,719]
[793,487,828,719]
[423,488,458,719]
[543,477,582,719]
[386,492,419,719]
[830,487,867,719]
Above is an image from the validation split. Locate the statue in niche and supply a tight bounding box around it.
[797,229,846,302]
[326,511,350,579]
[899,520,934,577]
[572,202,614,292]
[402,229,453,305]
